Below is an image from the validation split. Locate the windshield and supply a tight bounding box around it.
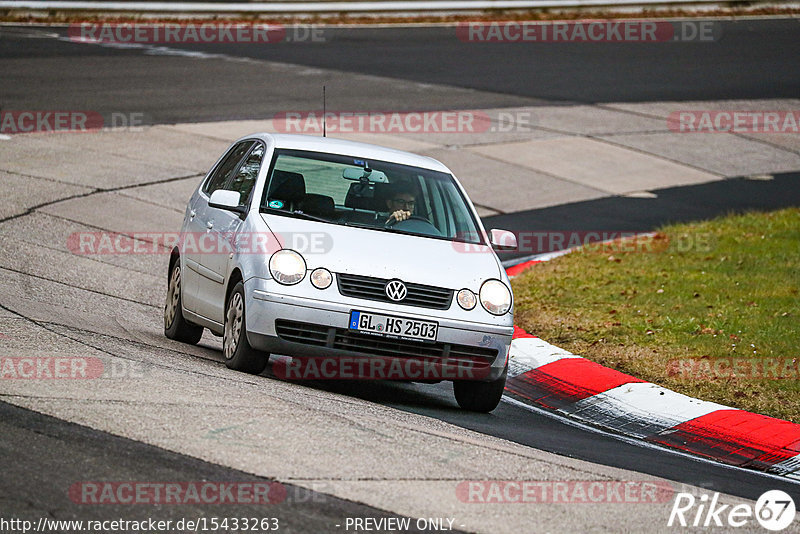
[260,148,485,245]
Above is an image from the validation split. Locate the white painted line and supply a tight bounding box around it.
[562,382,731,438]
[55,33,263,65]
[0,134,11,140]
[623,190,658,198]
[507,336,579,378]
[770,454,800,477]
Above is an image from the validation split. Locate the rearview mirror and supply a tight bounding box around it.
[489,229,517,251]
[208,189,242,211]
[342,167,388,183]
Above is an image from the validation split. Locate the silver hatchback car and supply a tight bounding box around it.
[165,133,517,412]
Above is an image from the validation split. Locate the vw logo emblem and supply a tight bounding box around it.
[385,280,407,302]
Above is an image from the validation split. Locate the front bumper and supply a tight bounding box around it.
[244,278,513,381]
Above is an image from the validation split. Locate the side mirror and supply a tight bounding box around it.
[208,190,243,212]
[489,229,517,251]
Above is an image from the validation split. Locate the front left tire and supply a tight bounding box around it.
[164,260,204,344]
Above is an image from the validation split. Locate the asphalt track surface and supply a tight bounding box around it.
[2,19,800,530]
[0,401,441,533]
[2,19,800,123]
[301,380,800,501]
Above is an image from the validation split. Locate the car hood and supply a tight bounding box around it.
[260,213,503,289]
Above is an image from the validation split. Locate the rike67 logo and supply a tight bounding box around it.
[668,490,796,531]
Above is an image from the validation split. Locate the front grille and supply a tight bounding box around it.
[274,319,497,365]
[336,273,453,310]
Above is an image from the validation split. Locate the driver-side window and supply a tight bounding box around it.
[226,143,264,207]
[202,141,255,196]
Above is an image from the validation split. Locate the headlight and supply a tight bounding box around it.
[479,279,512,315]
[457,288,477,310]
[269,249,306,285]
[310,268,332,289]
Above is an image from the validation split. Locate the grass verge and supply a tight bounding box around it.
[511,208,800,423]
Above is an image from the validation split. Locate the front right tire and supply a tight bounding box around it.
[453,366,507,413]
[223,281,268,374]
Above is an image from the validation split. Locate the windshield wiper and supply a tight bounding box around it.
[342,220,379,229]
[261,207,331,224]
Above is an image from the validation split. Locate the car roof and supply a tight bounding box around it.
[238,133,452,174]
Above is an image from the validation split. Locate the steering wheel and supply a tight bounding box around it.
[386,215,442,236]
[386,214,430,226]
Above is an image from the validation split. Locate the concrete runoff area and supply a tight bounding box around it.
[1,100,800,532]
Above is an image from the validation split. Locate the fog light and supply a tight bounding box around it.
[457,288,477,310]
[310,268,333,289]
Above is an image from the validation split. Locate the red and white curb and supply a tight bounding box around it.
[503,262,800,481]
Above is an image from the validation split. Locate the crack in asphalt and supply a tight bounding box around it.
[43,320,218,358]
[116,190,187,213]
[36,211,177,254]
[0,167,96,188]
[0,309,439,421]
[0,302,248,384]
[0,170,202,225]
[0,170,205,327]
[1,314,387,413]
[0,226,160,278]
[0,393,267,408]
[0,265,159,308]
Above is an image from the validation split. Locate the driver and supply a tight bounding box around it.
[385,183,416,224]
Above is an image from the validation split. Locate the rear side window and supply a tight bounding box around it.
[203,141,255,196]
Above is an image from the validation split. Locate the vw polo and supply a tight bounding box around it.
[165,133,517,412]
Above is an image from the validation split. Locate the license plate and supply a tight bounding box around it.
[349,311,438,342]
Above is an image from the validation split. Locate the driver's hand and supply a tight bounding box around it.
[386,210,411,224]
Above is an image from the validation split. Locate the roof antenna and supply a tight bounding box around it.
[322,85,326,138]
